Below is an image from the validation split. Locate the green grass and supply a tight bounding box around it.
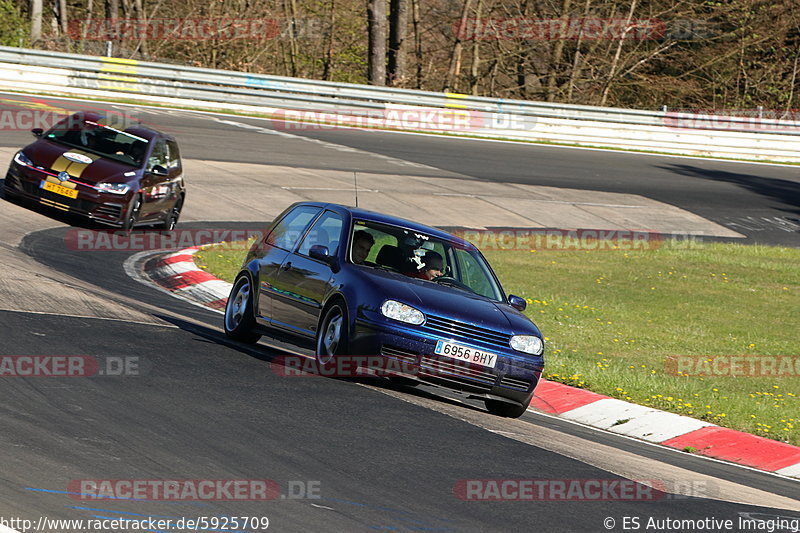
[194,238,258,283]
[490,242,799,445]
[197,239,800,445]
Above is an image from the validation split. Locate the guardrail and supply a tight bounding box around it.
[0,46,798,162]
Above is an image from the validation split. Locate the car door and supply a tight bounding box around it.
[164,139,184,207]
[269,210,345,337]
[256,205,322,324]
[140,138,171,220]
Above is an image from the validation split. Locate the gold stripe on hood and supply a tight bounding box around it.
[50,149,101,178]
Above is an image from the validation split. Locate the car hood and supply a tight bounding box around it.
[25,140,138,184]
[357,267,541,336]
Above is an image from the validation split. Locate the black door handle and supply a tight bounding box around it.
[282,261,292,271]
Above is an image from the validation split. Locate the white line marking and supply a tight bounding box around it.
[214,117,444,170]
[0,308,177,328]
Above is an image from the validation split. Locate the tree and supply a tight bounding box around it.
[388,0,408,85]
[367,0,386,85]
[30,0,41,42]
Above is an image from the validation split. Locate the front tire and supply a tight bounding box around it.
[122,195,142,232]
[316,301,349,367]
[224,275,262,344]
[485,399,528,418]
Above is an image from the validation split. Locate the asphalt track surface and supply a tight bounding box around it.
[0,95,798,532]
[0,94,799,245]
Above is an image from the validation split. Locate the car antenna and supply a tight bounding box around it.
[353,171,359,208]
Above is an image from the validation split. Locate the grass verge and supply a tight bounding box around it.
[196,240,799,445]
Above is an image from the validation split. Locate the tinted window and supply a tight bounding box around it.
[266,206,321,251]
[45,117,150,166]
[298,210,344,257]
[148,140,168,170]
[166,140,181,170]
[349,219,504,300]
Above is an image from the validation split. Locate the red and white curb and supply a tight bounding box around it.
[141,246,800,481]
[531,381,800,479]
[144,246,233,311]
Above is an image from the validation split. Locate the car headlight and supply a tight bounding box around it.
[96,183,131,195]
[381,300,425,325]
[510,335,544,355]
[13,151,32,166]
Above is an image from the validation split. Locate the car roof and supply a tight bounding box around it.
[301,202,477,250]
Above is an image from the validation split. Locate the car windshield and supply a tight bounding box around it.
[45,116,149,167]
[349,219,504,301]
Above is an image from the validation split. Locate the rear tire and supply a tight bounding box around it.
[485,399,528,418]
[224,275,262,344]
[159,195,183,230]
[316,301,349,367]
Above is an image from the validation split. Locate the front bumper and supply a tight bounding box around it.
[351,312,543,406]
[5,162,129,226]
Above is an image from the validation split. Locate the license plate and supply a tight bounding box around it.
[41,180,78,199]
[435,340,497,369]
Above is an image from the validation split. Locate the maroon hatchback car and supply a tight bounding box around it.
[4,111,185,230]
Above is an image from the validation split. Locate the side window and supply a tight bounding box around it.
[454,249,494,299]
[265,206,321,251]
[297,210,344,257]
[166,140,181,170]
[148,140,168,171]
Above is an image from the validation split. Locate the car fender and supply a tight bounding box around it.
[239,260,261,310]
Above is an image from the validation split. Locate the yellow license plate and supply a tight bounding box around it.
[41,180,78,199]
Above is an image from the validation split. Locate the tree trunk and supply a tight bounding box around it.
[30,0,42,42]
[134,0,148,56]
[284,0,299,77]
[58,0,68,35]
[322,0,336,80]
[567,0,592,102]
[546,0,572,102]
[445,0,472,91]
[105,0,119,41]
[367,0,387,85]
[412,0,422,88]
[469,0,483,95]
[388,0,408,86]
[600,0,637,106]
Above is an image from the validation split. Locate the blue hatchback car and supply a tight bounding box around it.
[224,202,544,417]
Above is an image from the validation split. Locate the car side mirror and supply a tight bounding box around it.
[151,165,168,176]
[31,128,43,138]
[309,244,331,262]
[508,294,527,312]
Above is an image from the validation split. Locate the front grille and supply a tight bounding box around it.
[500,376,532,391]
[424,315,511,349]
[420,355,497,386]
[380,345,418,365]
[19,179,99,214]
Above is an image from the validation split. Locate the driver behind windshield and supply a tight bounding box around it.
[410,251,444,280]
